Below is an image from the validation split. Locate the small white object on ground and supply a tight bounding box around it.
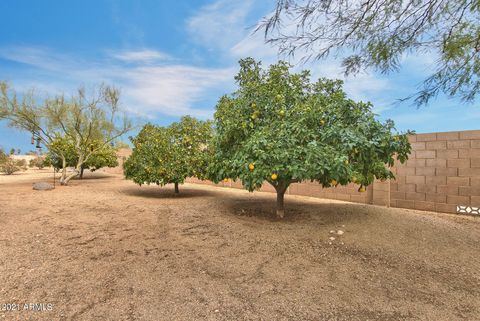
[337,230,344,235]
[329,230,335,234]
[329,236,336,241]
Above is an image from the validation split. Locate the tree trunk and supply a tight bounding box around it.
[62,155,85,185]
[174,182,179,194]
[276,189,286,218]
[63,168,80,185]
[273,183,288,218]
[60,156,67,185]
[80,166,84,179]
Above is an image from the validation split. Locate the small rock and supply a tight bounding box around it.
[337,230,344,235]
[329,230,336,234]
[329,236,336,241]
[33,182,54,191]
[214,309,219,313]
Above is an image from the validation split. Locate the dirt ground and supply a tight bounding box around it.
[0,170,479,321]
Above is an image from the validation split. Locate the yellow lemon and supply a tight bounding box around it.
[331,179,337,186]
[271,173,278,181]
[320,119,325,125]
[248,163,255,171]
[279,110,285,117]
[358,186,366,193]
[223,178,229,182]
[344,160,349,165]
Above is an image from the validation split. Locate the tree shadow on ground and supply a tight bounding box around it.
[75,175,113,180]
[120,184,217,199]
[220,195,375,225]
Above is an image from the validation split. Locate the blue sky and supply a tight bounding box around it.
[0,0,478,153]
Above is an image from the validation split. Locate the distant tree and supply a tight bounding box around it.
[115,141,130,149]
[260,0,480,105]
[0,148,7,163]
[9,148,14,155]
[209,58,412,217]
[124,116,213,194]
[0,82,132,185]
[29,156,45,169]
[0,156,26,175]
[44,137,118,178]
[16,159,27,171]
[0,158,21,175]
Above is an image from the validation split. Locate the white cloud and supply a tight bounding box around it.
[122,65,234,117]
[111,49,172,63]
[0,46,233,118]
[186,0,254,51]
[229,30,279,64]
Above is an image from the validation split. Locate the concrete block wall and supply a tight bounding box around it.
[288,181,371,204]
[186,177,372,203]
[391,130,480,214]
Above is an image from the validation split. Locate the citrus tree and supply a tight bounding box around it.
[44,136,118,177]
[124,116,213,194]
[80,143,118,178]
[209,58,412,218]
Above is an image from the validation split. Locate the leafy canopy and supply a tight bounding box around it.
[124,116,213,189]
[209,58,412,193]
[44,136,118,172]
[260,0,480,105]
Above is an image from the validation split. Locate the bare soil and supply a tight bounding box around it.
[0,170,479,320]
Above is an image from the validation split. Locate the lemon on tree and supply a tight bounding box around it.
[124,116,213,194]
[208,58,412,218]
